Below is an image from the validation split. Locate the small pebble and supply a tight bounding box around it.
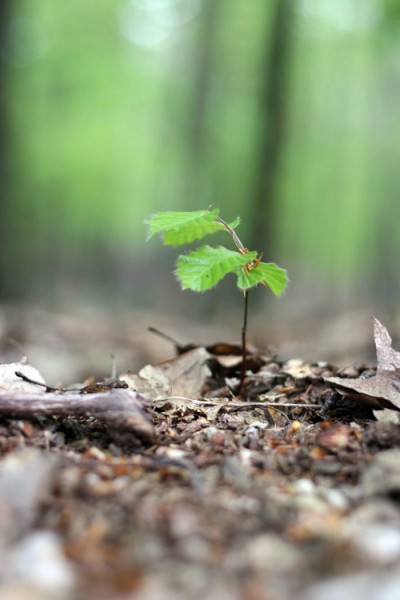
[319,488,349,511]
[350,524,400,565]
[292,478,316,495]
[362,449,400,497]
[7,531,75,596]
[312,461,341,476]
[300,571,400,600]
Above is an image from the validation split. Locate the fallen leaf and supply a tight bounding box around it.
[120,347,210,400]
[324,317,400,420]
[373,316,400,373]
[153,396,223,422]
[0,360,46,393]
[282,359,313,380]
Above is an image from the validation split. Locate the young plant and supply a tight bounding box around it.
[146,209,288,393]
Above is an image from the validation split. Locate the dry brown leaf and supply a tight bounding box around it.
[373,316,400,373]
[120,347,210,401]
[153,396,222,421]
[324,317,400,420]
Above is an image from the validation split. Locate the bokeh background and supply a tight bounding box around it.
[0,0,400,380]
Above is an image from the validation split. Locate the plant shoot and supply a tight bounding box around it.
[146,208,288,393]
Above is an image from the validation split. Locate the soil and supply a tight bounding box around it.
[1,313,400,599]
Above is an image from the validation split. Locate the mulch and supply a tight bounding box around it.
[1,343,400,600]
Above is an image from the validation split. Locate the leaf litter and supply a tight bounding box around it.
[325,317,400,419]
[0,318,400,598]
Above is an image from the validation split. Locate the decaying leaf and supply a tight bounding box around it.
[120,347,211,401]
[282,359,314,380]
[324,317,400,421]
[373,317,400,373]
[153,396,223,421]
[0,360,46,393]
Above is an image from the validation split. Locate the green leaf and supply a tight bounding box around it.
[176,245,257,292]
[146,209,224,246]
[146,210,241,246]
[236,262,288,295]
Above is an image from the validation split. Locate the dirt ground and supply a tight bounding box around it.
[1,307,400,600]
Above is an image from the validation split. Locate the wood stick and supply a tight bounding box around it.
[0,389,154,441]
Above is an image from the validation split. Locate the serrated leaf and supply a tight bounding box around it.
[146,209,224,246]
[164,222,225,245]
[175,246,257,292]
[146,210,218,238]
[146,210,241,246]
[236,262,288,295]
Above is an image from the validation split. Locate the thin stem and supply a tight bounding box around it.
[148,326,181,347]
[216,214,255,396]
[239,290,249,395]
[215,216,247,254]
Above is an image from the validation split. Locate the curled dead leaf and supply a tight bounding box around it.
[324,317,400,421]
[120,347,210,401]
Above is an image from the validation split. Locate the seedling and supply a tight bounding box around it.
[146,209,288,393]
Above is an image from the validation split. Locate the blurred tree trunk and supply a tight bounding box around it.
[0,0,11,297]
[185,0,220,202]
[250,0,294,254]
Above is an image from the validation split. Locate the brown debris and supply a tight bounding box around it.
[325,317,400,419]
[2,318,400,598]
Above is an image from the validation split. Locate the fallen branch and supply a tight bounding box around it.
[0,389,154,441]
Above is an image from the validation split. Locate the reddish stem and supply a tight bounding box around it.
[239,290,249,395]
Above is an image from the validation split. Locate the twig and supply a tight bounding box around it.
[148,326,181,347]
[152,397,320,410]
[15,371,81,393]
[227,401,320,410]
[0,389,154,441]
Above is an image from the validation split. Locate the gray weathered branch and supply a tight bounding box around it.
[0,389,154,441]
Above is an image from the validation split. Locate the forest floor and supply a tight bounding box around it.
[0,307,400,600]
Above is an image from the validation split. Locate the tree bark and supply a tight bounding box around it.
[185,0,220,201]
[250,0,294,254]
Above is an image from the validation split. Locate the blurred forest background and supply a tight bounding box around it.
[0,0,400,378]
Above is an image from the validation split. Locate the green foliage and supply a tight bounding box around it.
[236,262,288,295]
[147,209,288,296]
[176,245,257,291]
[146,210,240,246]
[146,209,222,245]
